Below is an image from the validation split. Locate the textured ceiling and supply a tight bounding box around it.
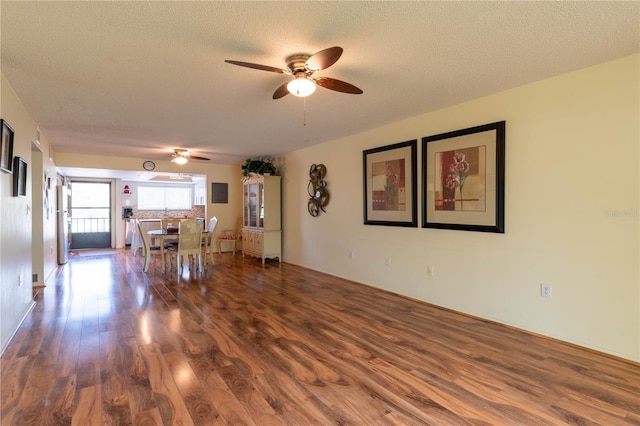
[1,1,639,167]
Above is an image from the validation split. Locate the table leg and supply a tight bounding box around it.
[160,236,166,272]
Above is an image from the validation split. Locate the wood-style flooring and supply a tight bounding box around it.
[1,250,638,425]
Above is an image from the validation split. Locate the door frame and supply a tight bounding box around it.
[69,178,116,249]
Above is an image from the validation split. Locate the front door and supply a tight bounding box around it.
[70,181,112,249]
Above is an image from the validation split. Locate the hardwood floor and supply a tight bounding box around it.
[1,250,638,425]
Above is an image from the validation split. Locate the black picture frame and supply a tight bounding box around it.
[13,156,27,197]
[422,121,505,233]
[363,139,417,227]
[1,119,15,174]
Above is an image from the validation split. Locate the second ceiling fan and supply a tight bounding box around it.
[225,46,363,99]
[171,149,210,165]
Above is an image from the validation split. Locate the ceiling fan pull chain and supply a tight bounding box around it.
[303,97,307,126]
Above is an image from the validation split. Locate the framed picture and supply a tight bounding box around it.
[13,156,27,197]
[363,139,417,227]
[1,119,15,173]
[422,121,505,233]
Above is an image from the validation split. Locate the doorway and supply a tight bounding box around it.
[70,181,112,249]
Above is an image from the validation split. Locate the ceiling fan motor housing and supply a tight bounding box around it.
[286,55,312,74]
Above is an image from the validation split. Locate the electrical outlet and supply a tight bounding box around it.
[540,284,552,298]
[427,265,435,276]
[348,251,355,260]
[18,274,23,287]
[384,257,391,266]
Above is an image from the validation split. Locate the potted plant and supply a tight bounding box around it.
[241,158,278,177]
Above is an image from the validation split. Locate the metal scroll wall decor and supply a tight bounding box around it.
[307,164,329,216]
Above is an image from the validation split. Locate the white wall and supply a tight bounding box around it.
[30,134,58,287]
[0,74,37,352]
[282,54,639,361]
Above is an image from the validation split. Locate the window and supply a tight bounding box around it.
[138,185,192,210]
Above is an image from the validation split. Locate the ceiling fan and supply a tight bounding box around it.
[171,149,210,165]
[225,46,363,99]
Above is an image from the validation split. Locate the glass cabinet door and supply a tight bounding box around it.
[249,183,258,227]
[259,182,264,228]
[243,184,250,227]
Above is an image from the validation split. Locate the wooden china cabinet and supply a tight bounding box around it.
[242,175,281,263]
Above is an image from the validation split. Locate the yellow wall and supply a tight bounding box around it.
[282,54,640,361]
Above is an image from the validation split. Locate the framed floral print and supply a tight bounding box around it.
[422,121,505,233]
[363,139,417,227]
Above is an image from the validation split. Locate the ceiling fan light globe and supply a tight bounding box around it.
[172,156,188,165]
[287,77,316,97]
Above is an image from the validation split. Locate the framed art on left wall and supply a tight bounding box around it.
[0,119,15,174]
[13,157,27,197]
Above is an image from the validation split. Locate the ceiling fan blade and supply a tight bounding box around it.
[273,82,290,99]
[305,47,343,72]
[189,155,210,161]
[316,77,363,94]
[224,60,285,74]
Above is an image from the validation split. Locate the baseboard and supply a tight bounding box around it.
[0,300,36,357]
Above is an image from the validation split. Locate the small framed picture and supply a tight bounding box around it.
[1,119,15,174]
[13,156,27,197]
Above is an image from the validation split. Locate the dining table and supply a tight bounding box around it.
[147,228,208,272]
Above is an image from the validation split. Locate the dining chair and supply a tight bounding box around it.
[136,219,165,272]
[161,217,178,231]
[217,216,242,254]
[161,217,181,251]
[202,216,218,266]
[130,219,142,256]
[166,219,203,273]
